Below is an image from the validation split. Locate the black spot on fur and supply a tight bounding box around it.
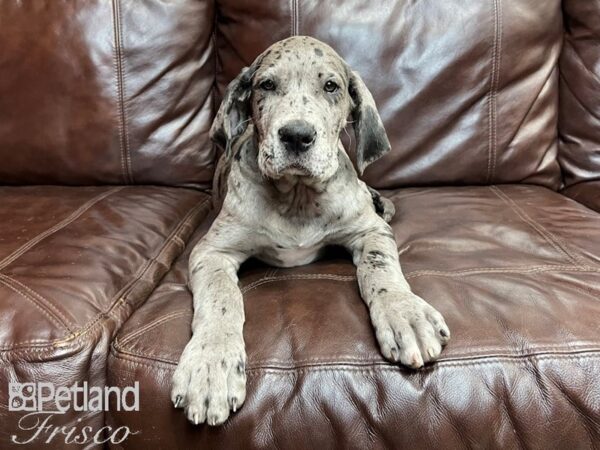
[314,48,323,57]
[221,307,227,315]
[366,250,388,268]
[370,189,385,215]
[237,361,245,374]
[378,288,388,294]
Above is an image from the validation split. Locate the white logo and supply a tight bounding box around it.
[8,382,140,445]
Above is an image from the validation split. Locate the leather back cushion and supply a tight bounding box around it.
[559,0,600,188]
[0,0,215,186]
[216,0,563,189]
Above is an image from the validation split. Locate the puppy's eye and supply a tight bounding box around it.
[324,80,339,93]
[260,79,276,91]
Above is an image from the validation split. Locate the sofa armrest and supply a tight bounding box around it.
[562,181,600,213]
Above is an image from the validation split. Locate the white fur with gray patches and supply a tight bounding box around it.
[172,36,450,426]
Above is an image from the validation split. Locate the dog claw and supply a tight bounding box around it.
[174,395,183,408]
[231,397,237,412]
[193,413,199,425]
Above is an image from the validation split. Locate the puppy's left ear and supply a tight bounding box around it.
[348,70,391,175]
[210,68,253,156]
[210,62,260,156]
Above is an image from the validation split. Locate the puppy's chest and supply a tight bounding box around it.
[255,220,337,268]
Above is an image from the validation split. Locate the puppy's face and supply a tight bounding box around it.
[211,36,391,181]
[250,37,352,181]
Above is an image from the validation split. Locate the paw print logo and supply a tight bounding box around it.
[8,383,37,412]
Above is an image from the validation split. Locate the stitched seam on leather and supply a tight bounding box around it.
[486,0,502,183]
[0,187,124,271]
[51,198,209,348]
[109,349,600,373]
[0,276,69,334]
[0,197,209,352]
[115,310,189,347]
[406,265,600,279]
[112,0,134,184]
[296,0,301,35]
[490,186,589,268]
[390,188,439,200]
[241,274,356,294]
[289,0,298,36]
[110,340,600,369]
[0,274,74,332]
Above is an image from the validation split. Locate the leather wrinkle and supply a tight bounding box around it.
[560,70,600,124]
[502,66,557,157]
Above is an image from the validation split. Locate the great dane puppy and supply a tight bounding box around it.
[172,36,450,426]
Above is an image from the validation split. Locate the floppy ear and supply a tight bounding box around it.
[348,70,391,175]
[210,66,256,156]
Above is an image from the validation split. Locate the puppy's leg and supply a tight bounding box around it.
[171,240,247,426]
[346,216,450,368]
[368,186,395,223]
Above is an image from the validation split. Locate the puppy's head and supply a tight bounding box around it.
[211,36,390,181]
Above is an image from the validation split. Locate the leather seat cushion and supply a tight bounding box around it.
[107,185,600,448]
[0,186,210,448]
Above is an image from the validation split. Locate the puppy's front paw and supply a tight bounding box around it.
[171,335,246,426]
[370,293,450,368]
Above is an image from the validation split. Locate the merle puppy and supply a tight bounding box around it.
[172,36,450,426]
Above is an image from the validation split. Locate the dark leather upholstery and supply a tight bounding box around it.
[0,0,215,187]
[1,0,599,448]
[108,186,600,448]
[0,187,210,449]
[217,0,564,190]
[559,0,600,211]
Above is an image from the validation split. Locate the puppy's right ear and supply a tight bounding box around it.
[210,67,256,156]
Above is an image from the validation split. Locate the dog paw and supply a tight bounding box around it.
[171,336,246,426]
[370,293,450,368]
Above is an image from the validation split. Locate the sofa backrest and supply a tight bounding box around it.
[216,0,564,190]
[0,0,215,187]
[0,1,587,192]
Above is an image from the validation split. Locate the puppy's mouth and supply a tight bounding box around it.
[280,162,312,177]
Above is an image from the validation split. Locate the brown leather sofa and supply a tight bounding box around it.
[1,1,599,448]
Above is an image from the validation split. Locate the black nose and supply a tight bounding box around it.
[278,120,316,153]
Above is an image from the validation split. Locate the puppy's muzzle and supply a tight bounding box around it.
[278,120,316,154]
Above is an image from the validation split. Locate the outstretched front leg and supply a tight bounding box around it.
[171,223,248,426]
[345,215,450,368]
